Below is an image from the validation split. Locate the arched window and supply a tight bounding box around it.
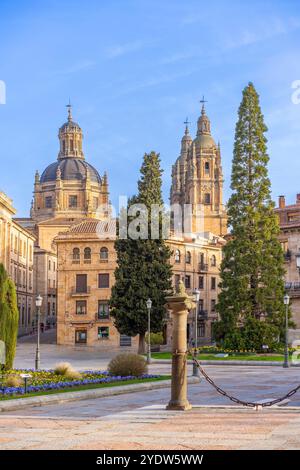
[84,247,91,260]
[100,247,108,260]
[211,255,216,267]
[175,249,181,263]
[73,248,80,260]
[185,251,191,264]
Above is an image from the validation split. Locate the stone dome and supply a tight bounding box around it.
[40,158,101,184]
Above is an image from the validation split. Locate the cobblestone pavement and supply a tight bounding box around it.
[1,366,300,449]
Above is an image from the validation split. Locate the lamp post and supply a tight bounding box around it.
[146,298,152,365]
[35,295,43,370]
[192,289,200,378]
[283,294,290,368]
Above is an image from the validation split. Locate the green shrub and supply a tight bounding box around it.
[145,332,163,345]
[0,264,19,369]
[108,353,147,377]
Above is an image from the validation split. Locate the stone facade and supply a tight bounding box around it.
[275,194,300,338]
[0,191,35,336]
[55,219,138,350]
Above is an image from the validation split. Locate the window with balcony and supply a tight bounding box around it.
[98,301,109,320]
[98,273,109,288]
[76,300,87,315]
[198,322,205,337]
[185,275,191,289]
[174,274,180,291]
[100,247,108,261]
[199,276,204,289]
[185,251,191,264]
[76,274,87,293]
[98,326,109,340]
[211,299,216,312]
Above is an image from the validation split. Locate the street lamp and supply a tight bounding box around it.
[192,289,200,378]
[35,294,43,370]
[283,294,290,368]
[146,298,152,365]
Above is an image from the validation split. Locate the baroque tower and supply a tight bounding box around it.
[170,102,227,236]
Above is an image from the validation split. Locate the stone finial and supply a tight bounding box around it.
[35,170,40,184]
[56,166,61,180]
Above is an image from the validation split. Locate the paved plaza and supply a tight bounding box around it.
[1,337,298,449]
[1,361,300,449]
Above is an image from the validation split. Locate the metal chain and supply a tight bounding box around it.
[189,351,300,408]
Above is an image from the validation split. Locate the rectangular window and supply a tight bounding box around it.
[205,162,210,174]
[98,300,109,319]
[204,193,211,204]
[174,274,180,291]
[184,275,191,289]
[69,195,78,208]
[98,326,109,340]
[199,322,205,337]
[75,329,87,344]
[45,196,52,208]
[98,273,109,288]
[211,299,216,312]
[211,277,216,290]
[76,274,87,293]
[120,335,132,347]
[76,300,87,315]
[199,276,204,289]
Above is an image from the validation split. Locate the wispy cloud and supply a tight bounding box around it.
[54,60,96,75]
[105,40,146,59]
[116,69,195,96]
[223,17,300,50]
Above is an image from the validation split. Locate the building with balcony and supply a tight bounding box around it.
[0,191,35,336]
[275,194,300,338]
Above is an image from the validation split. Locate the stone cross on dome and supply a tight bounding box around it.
[200,96,207,114]
[66,100,72,121]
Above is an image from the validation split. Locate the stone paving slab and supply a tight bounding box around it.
[1,406,300,450]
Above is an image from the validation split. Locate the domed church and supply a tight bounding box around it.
[31,104,109,223]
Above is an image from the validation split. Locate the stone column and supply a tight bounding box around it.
[166,282,195,411]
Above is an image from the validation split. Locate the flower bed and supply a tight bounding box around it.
[0,369,160,398]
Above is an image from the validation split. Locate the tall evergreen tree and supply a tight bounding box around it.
[0,264,19,369]
[215,83,289,349]
[110,151,172,353]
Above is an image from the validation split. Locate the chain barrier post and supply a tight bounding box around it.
[166,282,195,411]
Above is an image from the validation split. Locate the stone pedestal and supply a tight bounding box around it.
[166,282,195,411]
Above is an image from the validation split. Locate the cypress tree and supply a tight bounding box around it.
[215,83,289,349]
[110,151,172,353]
[0,264,19,369]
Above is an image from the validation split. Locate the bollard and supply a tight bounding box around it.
[166,282,195,411]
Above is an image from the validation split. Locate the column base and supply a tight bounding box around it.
[166,400,192,411]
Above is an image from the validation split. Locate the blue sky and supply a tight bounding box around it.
[1,0,300,216]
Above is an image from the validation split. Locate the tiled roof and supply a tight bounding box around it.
[68,218,116,235]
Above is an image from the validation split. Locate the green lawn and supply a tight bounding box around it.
[151,352,288,361]
[0,375,171,401]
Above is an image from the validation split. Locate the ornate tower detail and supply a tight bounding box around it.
[170,101,227,236]
[58,103,84,160]
[31,105,110,222]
